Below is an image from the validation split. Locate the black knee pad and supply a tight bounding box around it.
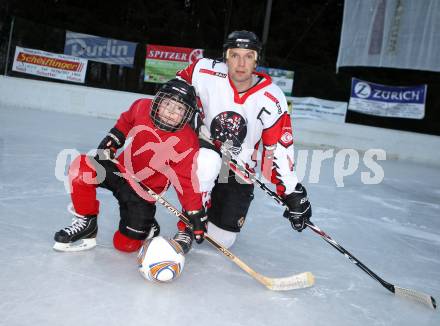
[118,202,157,240]
[90,159,159,240]
[208,178,254,232]
[115,182,158,240]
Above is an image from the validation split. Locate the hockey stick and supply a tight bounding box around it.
[217,145,437,309]
[109,158,314,291]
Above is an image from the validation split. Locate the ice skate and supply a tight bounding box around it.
[171,227,193,255]
[53,215,98,252]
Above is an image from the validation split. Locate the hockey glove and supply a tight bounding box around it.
[96,127,125,160]
[186,209,208,244]
[283,183,312,232]
[189,110,203,135]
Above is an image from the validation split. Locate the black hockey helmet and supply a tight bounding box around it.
[150,78,198,132]
[223,30,262,62]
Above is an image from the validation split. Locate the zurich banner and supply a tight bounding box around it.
[64,31,137,67]
[348,78,427,119]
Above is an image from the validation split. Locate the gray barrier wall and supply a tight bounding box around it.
[1,75,439,166]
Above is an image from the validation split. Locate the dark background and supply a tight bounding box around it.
[1,0,439,135]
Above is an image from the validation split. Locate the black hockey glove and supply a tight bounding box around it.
[283,183,312,232]
[96,127,125,160]
[185,209,208,244]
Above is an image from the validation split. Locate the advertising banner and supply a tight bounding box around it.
[256,67,294,96]
[12,46,88,83]
[65,31,137,67]
[287,96,348,123]
[337,0,440,73]
[144,44,203,83]
[348,78,426,119]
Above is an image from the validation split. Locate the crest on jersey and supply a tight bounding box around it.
[280,131,293,147]
[210,111,247,154]
[278,125,293,148]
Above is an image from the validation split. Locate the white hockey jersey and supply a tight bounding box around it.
[178,58,298,195]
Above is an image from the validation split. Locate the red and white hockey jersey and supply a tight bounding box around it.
[114,99,202,211]
[178,58,298,196]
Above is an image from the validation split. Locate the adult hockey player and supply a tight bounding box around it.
[177,30,312,248]
[53,79,206,253]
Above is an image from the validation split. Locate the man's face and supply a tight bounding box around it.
[226,48,257,85]
[156,98,186,127]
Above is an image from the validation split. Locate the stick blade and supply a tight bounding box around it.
[394,286,437,309]
[265,272,315,291]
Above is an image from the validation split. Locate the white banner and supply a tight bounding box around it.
[348,78,426,119]
[287,96,348,123]
[65,31,137,67]
[12,46,88,83]
[337,0,440,72]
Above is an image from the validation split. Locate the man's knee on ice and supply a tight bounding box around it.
[207,222,237,249]
[197,148,222,192]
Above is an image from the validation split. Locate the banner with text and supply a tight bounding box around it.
[348,78,426,119]
[65,31,136,67]
[144,44,204,83]
[287,96,348,123]
[12,46,88,83]
[256,67,294,96]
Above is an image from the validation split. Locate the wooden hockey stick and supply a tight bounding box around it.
[218,148,437,309]
[110,158,314,291]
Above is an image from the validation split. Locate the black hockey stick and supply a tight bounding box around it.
[217,145,437,309]
[110,158,314,291]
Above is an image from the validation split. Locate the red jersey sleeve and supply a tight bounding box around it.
[114,99,146,136]
[176,59,200,84]
[261,113,296,196]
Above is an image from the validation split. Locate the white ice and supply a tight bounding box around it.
[0,106,439,326]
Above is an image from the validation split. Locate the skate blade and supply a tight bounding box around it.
[53,238,97,252]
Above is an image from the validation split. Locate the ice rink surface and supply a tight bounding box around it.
[1,106,439,326]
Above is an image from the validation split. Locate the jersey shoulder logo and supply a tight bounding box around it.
[279,128,293,148]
